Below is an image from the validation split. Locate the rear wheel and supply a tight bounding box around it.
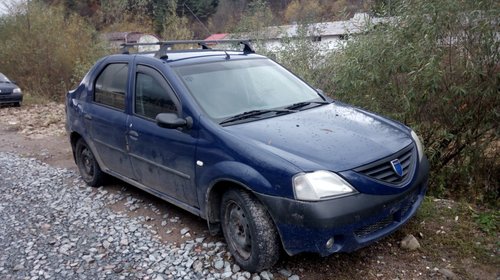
[14,102,21,107]
[75,139,105,187]
[220,189,280,272]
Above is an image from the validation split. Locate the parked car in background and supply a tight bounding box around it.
[0,72,23,107]
[65,40,429,272]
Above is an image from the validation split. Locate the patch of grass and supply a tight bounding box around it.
[411,197,499,266]
[22,92,52,106]
[472,210,499,236]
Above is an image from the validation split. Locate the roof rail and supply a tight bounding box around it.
[120,39,255,59]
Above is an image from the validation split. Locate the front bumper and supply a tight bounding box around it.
[0,93,23,104]
[256,157,429,256]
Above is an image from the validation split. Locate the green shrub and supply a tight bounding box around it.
[0,2,106,100]
[329,0,499,205]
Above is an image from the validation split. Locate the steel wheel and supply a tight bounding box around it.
[220,189,280,272]
[80,147,95,179]
[75,139,105,187]
[225,201,252,260]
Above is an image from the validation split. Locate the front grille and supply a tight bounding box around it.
[355,144,416,186]
[354,216,394,238]
[0,90,12,95]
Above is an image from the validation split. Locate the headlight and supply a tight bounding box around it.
[293,170,357,201]
[13,88,21,94]
[411,130,424,161]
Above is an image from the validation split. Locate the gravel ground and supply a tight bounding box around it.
[0,152,294,280]
[2,104,497,279]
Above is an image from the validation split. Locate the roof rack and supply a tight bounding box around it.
[120,39,255,59]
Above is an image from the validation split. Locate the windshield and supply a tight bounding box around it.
[0,73,11,83]
[174,59,323,121]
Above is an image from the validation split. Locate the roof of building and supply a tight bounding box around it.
[204,33,229,41]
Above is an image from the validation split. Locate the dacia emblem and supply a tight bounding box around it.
[390,159,403,177]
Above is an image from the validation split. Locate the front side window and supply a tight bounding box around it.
[94,63,128,110]
[134,66,177,119]
[174,59,322,120]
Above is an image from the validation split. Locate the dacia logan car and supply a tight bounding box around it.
[66,40,429,272]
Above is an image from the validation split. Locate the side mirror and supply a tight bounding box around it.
[156,113,192,129]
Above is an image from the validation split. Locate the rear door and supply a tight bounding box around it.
[85,62,135,179]
[127,64,198,206]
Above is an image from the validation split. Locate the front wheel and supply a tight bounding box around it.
[221,189,280,272]
[75,139,105,187]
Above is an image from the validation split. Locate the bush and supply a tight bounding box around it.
[0,2,106,100]
[329,0,499,205]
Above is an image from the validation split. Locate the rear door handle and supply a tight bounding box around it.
[128,130,139,140]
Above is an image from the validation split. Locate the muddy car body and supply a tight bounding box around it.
[65,40,429,272]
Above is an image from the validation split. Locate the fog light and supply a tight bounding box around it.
[326,237,335,249]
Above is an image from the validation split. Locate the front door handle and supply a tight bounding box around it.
[84,114,92,120]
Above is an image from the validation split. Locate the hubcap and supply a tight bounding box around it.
[80,147,94,179]
[226,201,251,260]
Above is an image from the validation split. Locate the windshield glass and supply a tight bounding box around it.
[0,73,11,83]
[174,59,322,121]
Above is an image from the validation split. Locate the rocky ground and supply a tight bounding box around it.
[0,103,498,280]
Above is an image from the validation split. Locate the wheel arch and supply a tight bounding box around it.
[70,131,83,162]
[204,178,284,254]
[205,179,250,235]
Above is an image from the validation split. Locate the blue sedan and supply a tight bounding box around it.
[65,40,429,272]
[0,72,22,107]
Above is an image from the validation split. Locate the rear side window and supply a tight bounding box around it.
[94,63,128,110]
[134,65,177,119]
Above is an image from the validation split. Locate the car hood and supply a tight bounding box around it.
[0,82,18,92]
[223,103,413,172]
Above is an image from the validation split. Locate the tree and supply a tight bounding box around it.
[0,1,105,99]
[331,0,500,203]
[209,0,248,33]
[233,0,274,34]
[181,0,218,20]
[160,0,193,40]
[284,0,322,23]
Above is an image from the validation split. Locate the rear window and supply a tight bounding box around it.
[94,63,128,110]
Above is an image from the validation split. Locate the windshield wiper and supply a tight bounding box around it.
[285,101,330,111]
[220,109,294,125]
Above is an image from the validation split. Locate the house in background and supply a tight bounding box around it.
[102,32,160,52]
[205,13,389,53]
[204,33,229,42]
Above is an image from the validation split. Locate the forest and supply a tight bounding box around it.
[34,0,370,38]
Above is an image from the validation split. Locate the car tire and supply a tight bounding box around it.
[221,189,280,272]
[14,102,21,107]
[75,139,105,187]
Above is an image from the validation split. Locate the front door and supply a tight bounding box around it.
[127,64,198,207]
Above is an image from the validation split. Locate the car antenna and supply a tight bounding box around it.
[183,2,212,37]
